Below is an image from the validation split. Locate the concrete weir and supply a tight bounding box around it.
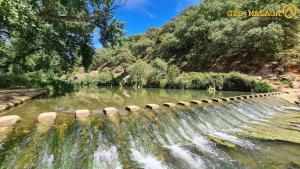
[126,105,140,112]
[146,104,160,110]
[75,109,90,119]
[163,103,176,108]
[37,112,57,124]
[0,115,21,127]
[104,107,118,115]
[178,101,190,106]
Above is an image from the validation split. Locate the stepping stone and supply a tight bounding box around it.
[236,96,243,100]
[241,95,250,99]
[0,115,21,127]
[295,101,300,105]
[104,107,118,115]
[146,104,160,110]
[191,100,202,105]
[178,101,190,106]
[249,95,254,98]
[202,99,213,103]
[229,97,237,101]
[37,112,57,124]
[220,98,230,102]
[212,98,222,103]
[126,105,140,112]
[163,103,176,108]
[75,109,90,119]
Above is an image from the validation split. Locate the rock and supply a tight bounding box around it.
[146,104,160,110]
[75,109,90,119]
[236,96,244,100]
[241,95,250,99]
[37,112,57,124]
[0,115,21,127]
[220,98,230,102]
[103,107,118,115]
[191,100,202,105]
[292,81,300,89]
[126,105,140,112]
[270,61,279,65]
[178,101,190,106]
[208,135,235,148]
[202,99,213,103]
[212,98,222,103]
[279,75,294,81]
[163,103,176,108]
[255,76,263,80]
[275,67,285,75]
[295,101,300,105]
[229,97,237,101]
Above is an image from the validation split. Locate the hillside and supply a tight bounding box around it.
[94,0,300,74]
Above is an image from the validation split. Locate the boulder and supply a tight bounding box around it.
[146,104,160,110]
[104,107,118,115]
[37,112,57,124]
[126,105,140,112]
[75,109,90,119]
[0,115,21,127]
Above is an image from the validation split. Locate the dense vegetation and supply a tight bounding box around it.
[94,0,300,73]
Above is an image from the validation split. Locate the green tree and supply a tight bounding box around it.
[127,59,153,87]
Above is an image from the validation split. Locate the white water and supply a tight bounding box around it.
[130,149,168,169]
[93,146,122,169]
[167,145,206,169]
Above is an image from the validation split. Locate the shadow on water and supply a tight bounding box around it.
[0,88,300,169]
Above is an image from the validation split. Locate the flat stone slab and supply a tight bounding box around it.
[191,100,202,105]
[75,109,90,119]
[104,107,118,115]
[0,115,21,127]
[37,112,57,124]
[249,95,254,98]
[146,104,160,110]
[220,98,230,102]
[178,101,190,106]
[295,101,300,105]
[212,98,222,103]
[229,97,237,101]
[202,99,213,103]
[236,96,244,100]
[241,95,250,99]
[126,105,140,112]
[163,103,176,108]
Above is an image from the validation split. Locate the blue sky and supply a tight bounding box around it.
[93,0,201,48]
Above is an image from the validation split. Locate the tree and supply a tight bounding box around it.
[0,0,126,72]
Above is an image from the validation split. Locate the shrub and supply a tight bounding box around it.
[251,81,274,93]
[127,59,153,87]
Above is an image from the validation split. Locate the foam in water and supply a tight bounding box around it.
[167,145,206,169]
[93,146,122,169]
[130,149,168,169]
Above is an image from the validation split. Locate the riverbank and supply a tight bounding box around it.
[0,89,47,112]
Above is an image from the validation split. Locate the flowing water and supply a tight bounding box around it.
[0,87,300,169]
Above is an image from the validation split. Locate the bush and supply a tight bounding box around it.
[251,81,274,93]
[127,59,153,87]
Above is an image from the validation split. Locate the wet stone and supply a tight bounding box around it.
[104,107,118,115]
[236,96,244,100]
[241,95,250,99]
[0,115,21,127]
[229,97,237,101]
[75,109,90,119]
[191,100,202,105]
[221,98,230,102]
[178,101,190,106]
[163,103,176,108]
[126,105,140,112]
[202,99,213,103]
[146,104,160,110]
[37,112,57,124]
[212,98,223,103]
